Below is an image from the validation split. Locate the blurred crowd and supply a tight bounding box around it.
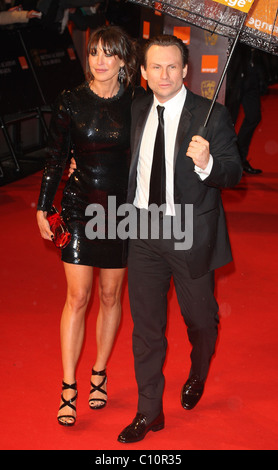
[0,0,141,37]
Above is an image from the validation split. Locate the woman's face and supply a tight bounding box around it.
[88,40,125,84]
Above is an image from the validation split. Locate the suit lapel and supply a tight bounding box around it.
[174,106,192,167]
[127,96,153,203]
[174,89,195,167]
[132,100,152,157]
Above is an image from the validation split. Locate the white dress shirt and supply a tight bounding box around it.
[134,85,213,216]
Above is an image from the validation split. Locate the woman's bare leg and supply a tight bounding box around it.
[89,267,126,407]
[57,263,93,424]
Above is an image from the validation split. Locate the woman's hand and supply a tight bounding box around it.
[36,210,54,241]
[68,157,77,177]
[26,10,42,19]
[8,5,22,11]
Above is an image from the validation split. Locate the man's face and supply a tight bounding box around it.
[141,45,188,103]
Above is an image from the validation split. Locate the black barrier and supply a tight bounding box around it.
[0,26,85,116]
[19,26,85,105]
[0,26,85,176]
[0,29,44,115]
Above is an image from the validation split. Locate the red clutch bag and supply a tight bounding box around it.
[47,206,71,249]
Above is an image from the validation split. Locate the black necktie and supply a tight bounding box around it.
[148,105,166,207]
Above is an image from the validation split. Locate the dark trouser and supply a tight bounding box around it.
[226,73,261,164]
[128,228,219,422]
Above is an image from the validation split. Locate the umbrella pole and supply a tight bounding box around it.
[198,13,248,138]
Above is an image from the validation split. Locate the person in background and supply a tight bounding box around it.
[0,0,41,24]
[36,26,138,427]
[225,43,268,175]
[36,0,105,32]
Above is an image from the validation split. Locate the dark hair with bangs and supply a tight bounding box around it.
[87,26,138,88]
[141,34,189,69]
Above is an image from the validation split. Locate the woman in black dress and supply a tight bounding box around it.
[36,26,138,426]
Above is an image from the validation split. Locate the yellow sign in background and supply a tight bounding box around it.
[212,0,255,13]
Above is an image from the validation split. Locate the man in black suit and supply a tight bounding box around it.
[118,35,242,444]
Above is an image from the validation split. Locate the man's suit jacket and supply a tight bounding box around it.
[127,87,242,278]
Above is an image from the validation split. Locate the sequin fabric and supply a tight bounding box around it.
[37,82,134,268]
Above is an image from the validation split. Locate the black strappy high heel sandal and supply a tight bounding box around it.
[88,368,107,410]
[57,381,77,426]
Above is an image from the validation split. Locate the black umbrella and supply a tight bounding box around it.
[129,0,278,134]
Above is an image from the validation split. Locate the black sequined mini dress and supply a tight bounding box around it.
[37,82,133,268]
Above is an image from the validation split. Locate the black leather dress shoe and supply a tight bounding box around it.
[118,411,165,444]
[243,161,262,175]
[181,375,205,410]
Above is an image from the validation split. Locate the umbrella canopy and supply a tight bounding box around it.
[129,0,278,55]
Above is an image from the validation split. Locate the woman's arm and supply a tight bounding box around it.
[0,10,41,25]
[37,91,72,212]
[37,91,72,241]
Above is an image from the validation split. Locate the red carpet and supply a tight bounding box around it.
[1,86,278,452]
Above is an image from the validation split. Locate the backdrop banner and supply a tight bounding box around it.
[140,9,229,104]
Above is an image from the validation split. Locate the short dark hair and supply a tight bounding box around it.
[87,25,138,87]
[141,35,189,69]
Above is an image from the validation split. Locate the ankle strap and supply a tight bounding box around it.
[92,368,106,376]
[62,381,77,390]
